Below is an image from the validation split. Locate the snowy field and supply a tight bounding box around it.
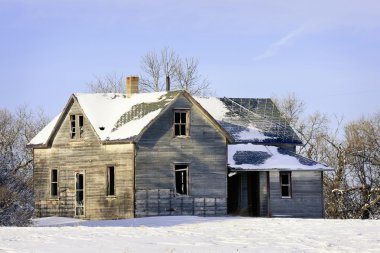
[0,216,379,253]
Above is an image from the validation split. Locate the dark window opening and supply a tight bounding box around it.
[107,166,115,196]
[175,164,188,195]
[280,172,291,198]
[79,115,84,138]
[51,169,58,196]
[70,115,76,139]
[70,115,84,139]
[174,111,189,136]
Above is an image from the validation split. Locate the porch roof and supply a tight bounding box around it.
[228,144,333,171]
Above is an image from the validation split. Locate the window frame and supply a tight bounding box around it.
[174,164,189,196]
[70,115,76,139]
[70,114,84,139]
[50,169,58,198]
[173,109,190,137]
[280,171,292,198]
[106,166,116,196]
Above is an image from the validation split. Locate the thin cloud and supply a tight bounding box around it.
[253,26,305,61]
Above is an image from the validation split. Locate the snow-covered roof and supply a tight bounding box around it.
[75,92,179,141]
[28,113,61,146]
[194,97,302,144]
[228,143,333,171]
[29,91,302,147]
[29,91,180,145]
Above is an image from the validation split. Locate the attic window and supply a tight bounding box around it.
[79,115,84,137]
[70,115,84,139]
[173,110,190,137]
[70,115,76,138]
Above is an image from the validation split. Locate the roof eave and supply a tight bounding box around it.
[228,166,334,172]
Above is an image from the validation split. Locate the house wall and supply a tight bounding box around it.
[33,99,135,219]
[135,95,228,217]
[269,171,323,218]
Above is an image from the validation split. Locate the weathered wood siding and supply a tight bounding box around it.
[135,95,228,217]
[33,99,135,219]
[269,171,323,218]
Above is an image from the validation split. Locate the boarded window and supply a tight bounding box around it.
[107,166,115,196]
[70,115,76,139]
[175,164,188,195]
[174,110,189,136]
[51,169,58,196]
[280,171,292,198]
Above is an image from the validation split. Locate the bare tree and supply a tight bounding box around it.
[88,48,212,95]
[274,93,380,219]
[0,107,48,226]
[87,73,125,93]
[174,57,211,96]
[140,51,162,92]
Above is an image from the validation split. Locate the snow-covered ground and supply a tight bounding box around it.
[0,216,379,253]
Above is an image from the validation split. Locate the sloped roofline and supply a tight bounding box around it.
[28,95,75,148]
[29,91,234,148]
[28,94,107,148]
[133,90,234,143]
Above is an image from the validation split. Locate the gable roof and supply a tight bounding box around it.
[228,144,333,171]
[194,97,302,144]
[28,91,233,147]
[29,91,301,147]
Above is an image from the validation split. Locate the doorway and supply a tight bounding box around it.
[227,172,260,216]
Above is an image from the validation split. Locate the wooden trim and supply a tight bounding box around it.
[267,171,271,217]
[321,171,325,218]
[173,163,190,196]
[173,109,191,137]
[50,168,59,198]
[280,171,292,199]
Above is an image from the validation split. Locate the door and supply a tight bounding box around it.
[75,172,85,216]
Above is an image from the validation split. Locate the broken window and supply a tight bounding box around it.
[70,115,76,139]
[51,169,58,197]
[280,171,292,198]
[75,172,84,216]
[107,166,115,196]
[79,115,84,138]
[174,110,189,136]
[175,164,188,195]
[70,115,84,139]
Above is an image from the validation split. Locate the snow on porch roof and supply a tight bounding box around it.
[228,143,333,171]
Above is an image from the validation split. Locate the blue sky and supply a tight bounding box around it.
[0,0,379,124]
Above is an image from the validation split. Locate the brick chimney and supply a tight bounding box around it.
[126,76,139,98]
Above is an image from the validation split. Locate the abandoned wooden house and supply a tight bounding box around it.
[29,76,333,219]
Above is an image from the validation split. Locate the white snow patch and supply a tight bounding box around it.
[194,96,229,121]
[1,216,378,253]
[236,124,271,141]
[28,113,61,145]
[228,143,332,171]
[75,92,169,141]
[108,109,162,140]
